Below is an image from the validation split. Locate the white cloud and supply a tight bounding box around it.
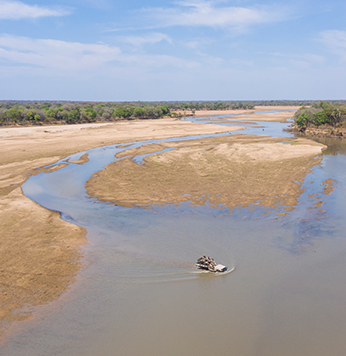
[320,30,346,60]
[118,32,173,46]
[125,53,198,69]
[139,1,290,31]
[185,40,199,49]
[0,35,121,70]
[0,0,70,20]
[0,34,198,73]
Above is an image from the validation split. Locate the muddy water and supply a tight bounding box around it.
[3,117,346,356]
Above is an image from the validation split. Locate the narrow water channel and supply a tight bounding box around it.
[2,114,346,356]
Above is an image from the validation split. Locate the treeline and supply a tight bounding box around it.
[0,101,172,126]
[0,100,257,126]
[169,101,255,110]
[294,101,346,128]
[168,99,345,111]
[1,100,345,126]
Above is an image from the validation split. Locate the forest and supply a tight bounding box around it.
[294,101,346,128]
[1,100,345,126]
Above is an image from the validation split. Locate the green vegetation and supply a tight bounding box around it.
[0,101,172,126]
[294,101,346,129]
[1,99,345,127]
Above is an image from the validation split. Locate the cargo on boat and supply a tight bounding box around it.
[196,256,228,272]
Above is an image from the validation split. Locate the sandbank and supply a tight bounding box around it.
[86,135,325,213]
[0,118,239,339]
[228,110,297,122]
[182,105,300,117]
[0,107,324,340]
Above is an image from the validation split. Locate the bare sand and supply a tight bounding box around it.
[180,105,300,118]
[86,135,325,213]
[227,109,298,122]
[0,118,238,339]
[0,107,324,340]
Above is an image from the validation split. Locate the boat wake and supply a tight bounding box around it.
[191,265,235,276]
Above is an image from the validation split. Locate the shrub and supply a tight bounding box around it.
[312,110,328,126]
[296,113,310,127]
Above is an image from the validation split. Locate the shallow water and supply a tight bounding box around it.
[3,114,346,356]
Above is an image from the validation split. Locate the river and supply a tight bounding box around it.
[2,113,346,356]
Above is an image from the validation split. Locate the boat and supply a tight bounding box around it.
[196,256,228,272]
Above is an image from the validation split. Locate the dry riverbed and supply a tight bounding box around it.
[0,117,237,339]
[181,105,300,119]
[86,135,325,214]
[0,106,324,340]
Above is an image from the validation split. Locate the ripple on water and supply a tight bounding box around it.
[10,112,346,356]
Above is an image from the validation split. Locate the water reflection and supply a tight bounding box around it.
[311,136,346,155]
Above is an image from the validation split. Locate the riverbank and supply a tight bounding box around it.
[177,105,300,118]
[0,118,239,340]
[290,124,346,138]
[4,108,346,356]
[0,107,321,341]
[0,106,300,128]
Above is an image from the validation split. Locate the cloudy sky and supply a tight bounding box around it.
[1,0,346,101]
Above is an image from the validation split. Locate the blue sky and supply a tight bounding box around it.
[1,0,346,101]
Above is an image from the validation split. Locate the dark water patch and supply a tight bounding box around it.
[313,136,346,155]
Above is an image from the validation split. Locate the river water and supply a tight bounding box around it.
[2,114,346,356]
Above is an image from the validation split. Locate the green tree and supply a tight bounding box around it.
[45,108,59,120]
[25,110,39,122]
[113,107,132,118]
[296,113,310,128]
[67,108,81,124]
[160,106,170,115]
[39,102,51,110]
[83,105,97,122]
[332,108,341,126]
[133,107,145,118]
[143,106,158,118]
[5,108,23,123]
[312,110,328,126]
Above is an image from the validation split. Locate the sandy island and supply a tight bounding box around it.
[0,106,325,339]
[181,105,299,120]
[86,135,325,213]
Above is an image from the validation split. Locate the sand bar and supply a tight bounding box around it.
[181,105,300,117]
[0,117,240,339]
[0,107,324,340]
[86,135,325,212]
